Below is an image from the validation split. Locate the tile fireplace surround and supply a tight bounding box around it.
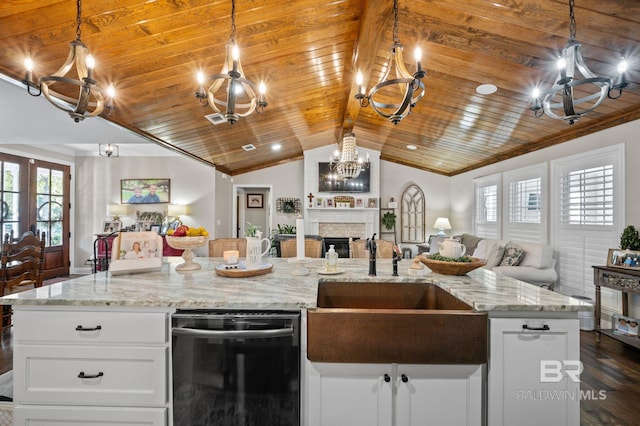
[309,208,376,240]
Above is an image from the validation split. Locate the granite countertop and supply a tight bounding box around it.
[1,257,591,312]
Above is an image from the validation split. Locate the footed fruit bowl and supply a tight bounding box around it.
[165,236,208,271]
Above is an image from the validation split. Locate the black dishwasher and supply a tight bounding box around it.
[172,310,300,426]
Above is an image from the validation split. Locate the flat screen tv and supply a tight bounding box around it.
[318,162,370,193]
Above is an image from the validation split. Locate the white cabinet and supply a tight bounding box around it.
[488,317,580,426]
[305,361,483,426]
[12,306,171,426]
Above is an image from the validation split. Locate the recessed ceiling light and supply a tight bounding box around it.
[272,143,282,151]
[406,144,417,150]
[242,144,256,151]
[476,84,497,95]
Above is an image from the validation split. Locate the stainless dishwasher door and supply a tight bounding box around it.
[172,310,300,426]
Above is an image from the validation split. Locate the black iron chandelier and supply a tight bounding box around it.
[530,0,629,125]
[354,0,425,125]
[195,0,267,125]
[22,0,115,123]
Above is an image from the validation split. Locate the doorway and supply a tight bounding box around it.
[233,185,272,238]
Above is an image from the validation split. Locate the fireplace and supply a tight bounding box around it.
[324,237,359,258]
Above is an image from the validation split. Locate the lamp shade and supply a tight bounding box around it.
[107,204,128,220]
[433,217,452,231]
[168,204,188,217]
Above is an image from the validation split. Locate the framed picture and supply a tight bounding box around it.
[113,231,162,260]
[247,193,263,208]
[159,223,170,236]
[607,248,640,269]
[121,179,170,204]
[326,198,334,208]
[150,225,161,234]
[102,221,121,233]
[355,198,364,208]
[316,197,325,208]
[367,198,378,208]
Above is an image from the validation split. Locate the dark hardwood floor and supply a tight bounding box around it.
[0,307,639,425]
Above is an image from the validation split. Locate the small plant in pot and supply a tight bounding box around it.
[381,211,397,231]
[620,225,640,250]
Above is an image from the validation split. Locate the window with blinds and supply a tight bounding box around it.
[506,173,545,243]
[473,175,500,239]
[560,165,614,226]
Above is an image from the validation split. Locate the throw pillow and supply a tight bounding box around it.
[499,242,525,267]
[485,245,505,268]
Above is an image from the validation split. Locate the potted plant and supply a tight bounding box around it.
[381,211,397,231]
[620,225,640,250]
[245,222,259,237]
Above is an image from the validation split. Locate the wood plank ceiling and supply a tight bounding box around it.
[0,0,638,176]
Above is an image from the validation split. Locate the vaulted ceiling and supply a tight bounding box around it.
[0,0,638,176]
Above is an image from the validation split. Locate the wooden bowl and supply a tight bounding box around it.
[417,255,486,276]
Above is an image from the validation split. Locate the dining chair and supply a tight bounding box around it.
[349,238,396,259]
[208,238,248,257]
[280,238,323,258]
[1,231,46,331]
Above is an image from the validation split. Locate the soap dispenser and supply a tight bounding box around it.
[325,244,338,272]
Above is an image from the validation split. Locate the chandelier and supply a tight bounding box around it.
[354,0,425,125]
[195,0,267,125]
[99,143,119,158]
[21,0,114,123]
[530,0,628,125]
[330,133,369,179]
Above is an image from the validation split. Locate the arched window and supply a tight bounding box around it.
[401,184,425,243]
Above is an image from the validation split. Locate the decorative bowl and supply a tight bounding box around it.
[418,255,486,276]
[165,236,208,271]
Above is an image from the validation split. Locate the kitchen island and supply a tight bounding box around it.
[2,257,589,426]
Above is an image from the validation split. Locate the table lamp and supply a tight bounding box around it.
[433,217,451,237]
[107,204,128,221]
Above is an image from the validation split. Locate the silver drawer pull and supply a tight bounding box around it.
[76,325,102,331]
[78,371,104,379]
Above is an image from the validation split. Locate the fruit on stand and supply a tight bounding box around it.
[167,225,209,237]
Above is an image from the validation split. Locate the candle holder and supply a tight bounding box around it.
[288,257,312,276]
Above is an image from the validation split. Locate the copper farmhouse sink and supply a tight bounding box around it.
[307,281,487,364]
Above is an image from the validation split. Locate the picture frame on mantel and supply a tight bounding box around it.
[607,248,640,269]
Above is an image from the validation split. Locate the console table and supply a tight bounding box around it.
[593,265,640,349]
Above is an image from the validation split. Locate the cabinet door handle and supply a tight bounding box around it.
[522,324,550,331]
[384,374,391,383]
[401,374,409,383]
[76,325,102,331]
[78,371,104,379]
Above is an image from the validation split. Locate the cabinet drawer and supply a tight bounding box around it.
[14,310,168,344]
[14,405,166,426]
[14,345,167,406]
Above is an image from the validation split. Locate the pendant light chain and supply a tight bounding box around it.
[568,0,576,42]
[230,0,237,43]
[392,0,399,45]
[75,0,82,41]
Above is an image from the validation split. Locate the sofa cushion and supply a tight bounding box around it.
[456,234,483,255]
[491,266,558,288]
[484,244,505,268]
[499,241,525,266]
[515,241,555,269]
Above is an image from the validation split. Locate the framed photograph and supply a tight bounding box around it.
[607,248,640,269]
[159,223,170,236]
[367,198,378,208]
[102,220,121,233]
[326,198,334,208]
[121,179,170,204]
[150,225,161,234]
[355,198,364,208]
[612,314,639,337]
[316,197,325,208]
[247,193,263,208]
[113,231,162,260]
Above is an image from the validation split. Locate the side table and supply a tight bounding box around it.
[593,265,640,349]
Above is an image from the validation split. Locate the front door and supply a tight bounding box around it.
[0,153,70,279]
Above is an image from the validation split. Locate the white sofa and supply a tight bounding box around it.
[472,238,558,289]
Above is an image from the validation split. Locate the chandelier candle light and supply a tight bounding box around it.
[22,0,115,122]
[330,133,369,179]
[195,0,267,125]
[354,0,426,125]
[530,0,629,125]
